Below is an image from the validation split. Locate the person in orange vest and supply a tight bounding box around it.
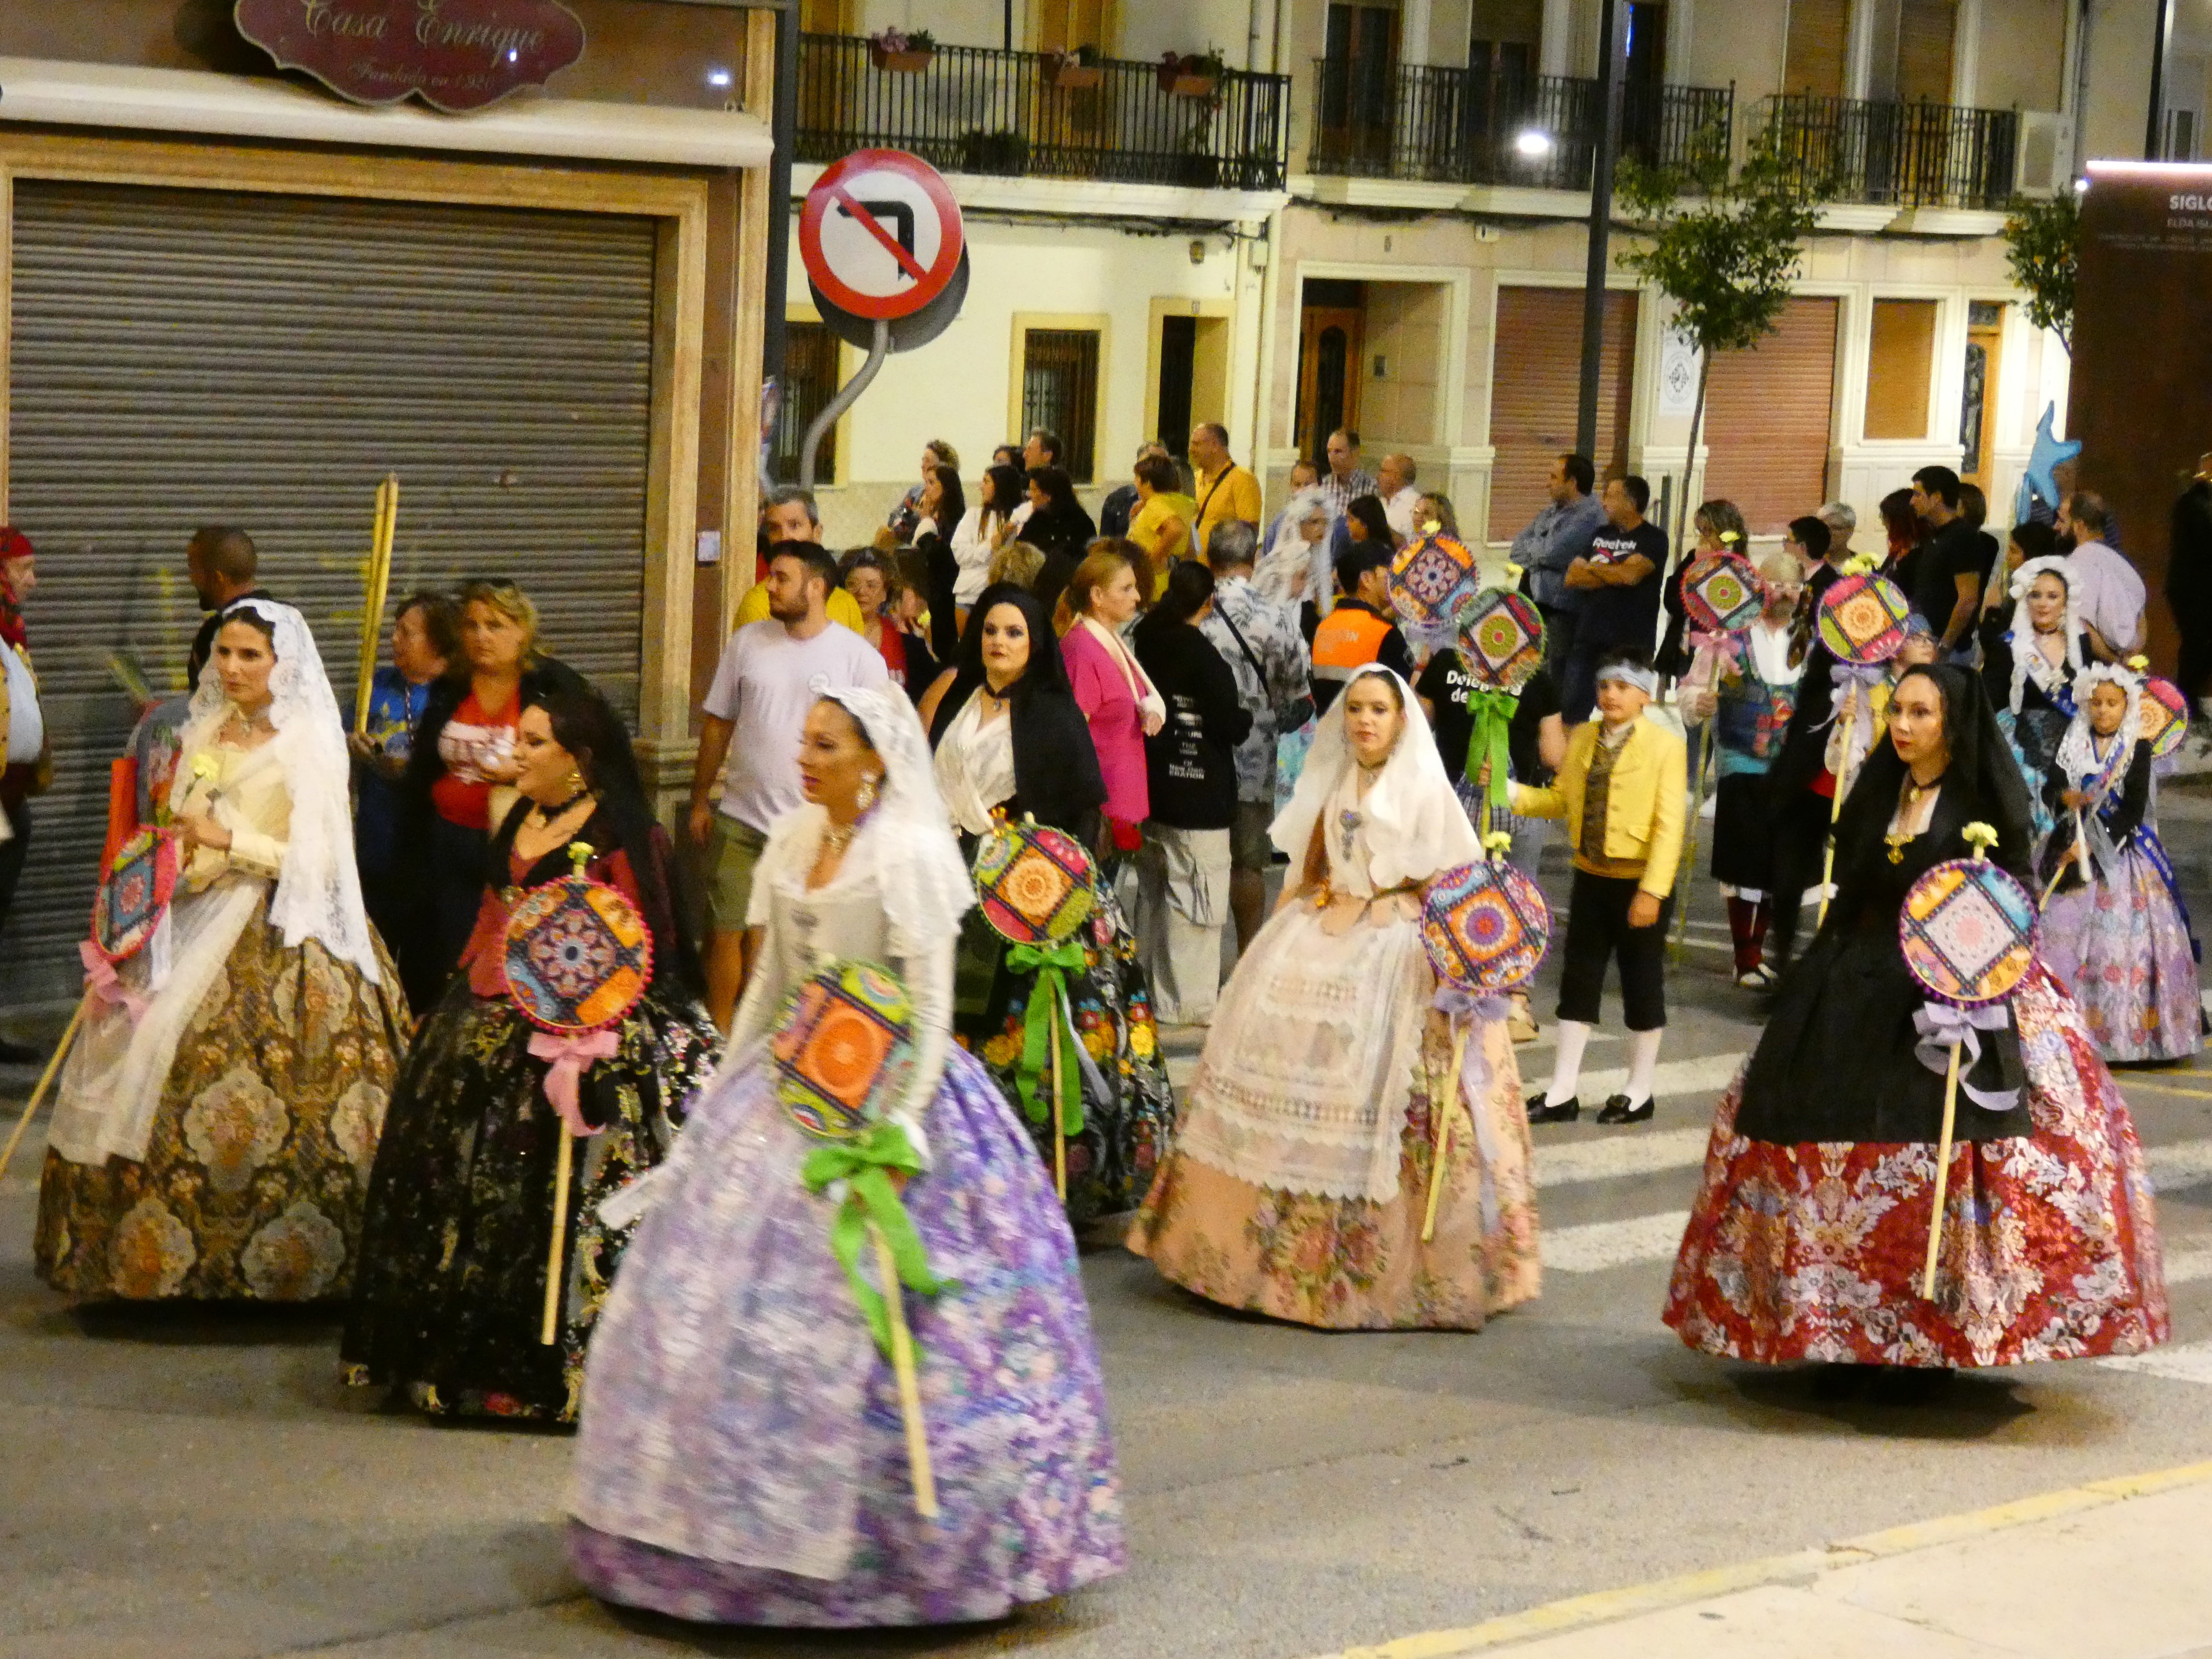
[1311,544,1414,714]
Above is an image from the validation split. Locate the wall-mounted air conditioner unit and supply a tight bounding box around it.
[2015,111,2075,197]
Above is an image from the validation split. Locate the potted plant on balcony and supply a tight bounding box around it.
[1048,43,1104,91]
[959,127,1030,175]
[1157,48,1225,99]
[867,28,936,74]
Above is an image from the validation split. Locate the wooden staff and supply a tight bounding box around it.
[1816,698,1857,927]
[352,474,400,735]
[872,1223,939,1518]
[2039,813,2085,910]
[1919,824,2001,1301]
[540,1129,573,1345]
[1420,1021,1473,1244]
[0,994,90,1186]
[1050,979,1069,1203]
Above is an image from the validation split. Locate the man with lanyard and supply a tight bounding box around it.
[1188,422,1263,560]
[1514,453,1608,677]
[1310,544,1415,714]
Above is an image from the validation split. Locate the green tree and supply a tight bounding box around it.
[1615,125,1826,560]
[2002,192,2079,352]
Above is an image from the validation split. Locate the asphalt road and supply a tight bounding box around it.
[6,796,2212,1659]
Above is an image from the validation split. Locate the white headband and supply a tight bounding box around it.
[1596,663,1659,695]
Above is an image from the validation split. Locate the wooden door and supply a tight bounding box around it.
[1321,3,1401,171]
[1036,0,1115,52]
[1298,306,1366,461]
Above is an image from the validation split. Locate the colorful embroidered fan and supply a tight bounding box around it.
[1420,859,1552,993]
[1388,532,1484,640]
[90,827,181,964]
[971,816,1095,945]
[1457,588,1547,692]
[2141,677,2190,760]
[1681,550,1764,634]
[1817,572,1913,665]
[503,858,654,1035]
[774,959,917,1141]
[1900,858,2036,1008]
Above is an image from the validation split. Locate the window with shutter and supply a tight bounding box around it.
[1701,298,1840,534]
[1865,298,1940,441]
[1486,286,1638,542]
[1784,0,1852,98]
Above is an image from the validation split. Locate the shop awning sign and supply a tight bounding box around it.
[234,0,587,114]
[798,150,965,323]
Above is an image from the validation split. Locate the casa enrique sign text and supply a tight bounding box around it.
[234,0,586,114]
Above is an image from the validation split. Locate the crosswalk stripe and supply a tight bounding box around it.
[1565,1051,1746,1110]
[1544,1210,1691,1274]
[1536,1127,1712,1188]
[2100,1339,2212,1385]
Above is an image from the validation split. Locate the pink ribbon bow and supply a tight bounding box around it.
[1686,628,1743,686]
[527,1028,621,1135]
[79,939,149,1023]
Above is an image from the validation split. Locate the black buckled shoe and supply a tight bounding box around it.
[1595,1094,1654,1125]
[1525,1092,1579,1125]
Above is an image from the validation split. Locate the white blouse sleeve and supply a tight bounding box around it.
[884,921,956,1169]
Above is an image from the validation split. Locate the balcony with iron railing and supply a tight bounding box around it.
[795,35,1291,191]
[1306,61,1734,190]
[1763,94,2020,210]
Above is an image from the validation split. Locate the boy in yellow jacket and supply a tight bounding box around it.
[1493,647,1687,1125]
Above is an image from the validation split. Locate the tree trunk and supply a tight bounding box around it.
[1673,345,1712,567]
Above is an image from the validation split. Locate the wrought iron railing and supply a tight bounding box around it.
[796,36,1290,190]
[1763,94,2019,209]
[1307,61,1733,188]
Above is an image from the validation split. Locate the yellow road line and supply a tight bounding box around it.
[1312,1457,2212,1659]
[2119,1078,2212,1101]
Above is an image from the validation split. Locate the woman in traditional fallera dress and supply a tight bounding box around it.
[341,687,720,1421]
[2038,661,2203,1064]
[1980,554,2092,848]
[1664,664,2167,1377]
[567,686,1123,1626]
[36,600,410,1302]
[923,582,1177,1227]
[1128,666,1542,1330]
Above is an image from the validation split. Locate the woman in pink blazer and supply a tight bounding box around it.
[1055,542,1164,844]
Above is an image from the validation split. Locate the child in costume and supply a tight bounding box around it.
[2039,661,2204,1063]
[1507,648,1687,1126]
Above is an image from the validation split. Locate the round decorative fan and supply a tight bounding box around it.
[1681,550,1764,634]
[1817,571,1913,665]
[2139,676,2189,760]
[1419,858,1552,993]
[1456,587,1547,692]
[971,815,1096,945]
[773,958,917,1142]
[1388,532,1484,639]
[503,863,654,1035]
[90,827,181,965]
[1900,858,2036,1009]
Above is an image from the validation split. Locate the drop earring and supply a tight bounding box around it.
[858,773,880,812]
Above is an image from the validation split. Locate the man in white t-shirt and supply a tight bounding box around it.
[1377,452,1422,541]
[688,541,890,1026]
[2058,491,2148,656]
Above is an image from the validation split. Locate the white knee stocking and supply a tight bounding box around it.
[1545,1020,1593,1106]
[1623,1027,1663,1104]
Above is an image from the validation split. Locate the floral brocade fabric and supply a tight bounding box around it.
[961,884,1177,1228]
[2039,848,2204,1064]
[339,981,719,1421]
[34,903,409,1302]
[1664,965,2168,1368]
[1128,1013,1541,1331]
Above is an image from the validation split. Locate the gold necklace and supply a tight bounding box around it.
[1885,774,1938,863]
[822,818,859,852]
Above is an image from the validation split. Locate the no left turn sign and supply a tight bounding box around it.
[798,149,965,323]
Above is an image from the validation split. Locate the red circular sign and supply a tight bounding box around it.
[798,150,965,323]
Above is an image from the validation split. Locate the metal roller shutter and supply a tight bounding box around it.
[1486,286,1638,543]
[4,180,657,1008]
[1702,296,1840,536]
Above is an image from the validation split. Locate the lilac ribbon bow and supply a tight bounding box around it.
[79,939,148,1024]
[1687,629,1742,684]
[1434,987,1513,1229]
[528,1028,621,1135]
[1911,1002,2020,1114]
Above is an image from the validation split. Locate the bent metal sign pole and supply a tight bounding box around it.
[234,0,586,114]
[795,149,970,490]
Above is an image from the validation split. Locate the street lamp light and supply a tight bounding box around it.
[1515,129,1556,159]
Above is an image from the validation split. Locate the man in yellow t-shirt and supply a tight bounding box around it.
[1188,421,1263,564]
[732,486,866,633]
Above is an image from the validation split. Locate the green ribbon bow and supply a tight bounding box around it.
[800,1121,950,1360]
[1006,939,1088,1137]
[1465,689,1519,832]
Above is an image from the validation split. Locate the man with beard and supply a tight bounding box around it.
[689,542,889,1025]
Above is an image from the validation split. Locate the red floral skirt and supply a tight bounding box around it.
[1664,965,2168,1368]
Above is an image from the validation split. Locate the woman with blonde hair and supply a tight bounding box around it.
[988,538,1047,592]
[400,578,587,1007]
[1055,542,1165,855]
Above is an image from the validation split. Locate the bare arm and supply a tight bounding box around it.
[688,712,735,847]
[916,667,958,730]
[1563,558,1600,590]
[1536,712,1568,772]
[1940,572,1978,650]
